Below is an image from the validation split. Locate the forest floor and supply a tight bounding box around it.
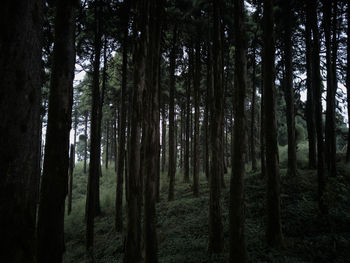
[63,160,350,263]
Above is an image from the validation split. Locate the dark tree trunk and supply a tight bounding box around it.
[168,27,177,201]
[347,2,350,162]
[105,120,109,169]
[208,0,224,253]
[161,105,167,173]
[229,0,249,261]
[143,2,163,261]
[84,111,88,173]
[124,1,147,261]
[308,0,327,214]
[115,0,129,232]
[205,38,212,181]
[251,46,258,171]
[67,144,74,215]
[283,1,297,177]
[37,1,76,261]
[305,5,317,169]
[0,1,43,262]
[263,0,284,248]
[86,0,102,250]
[193,38,200,197]
[184,64,191,183]
[324,0,337,177]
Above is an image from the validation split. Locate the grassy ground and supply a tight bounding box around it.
[63,159,350,263]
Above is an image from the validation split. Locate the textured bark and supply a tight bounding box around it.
[124,1,147,261]
[324,0,337,177]
[208,0,224,253]
[308,0,327,214]
[347,3,350,162]
[68,144,75,215]
[229,0,249,261]
[283,1,297,177]
[86,0,102,250]
[84,111,88,173]
[143,2,162,261]
[168,27,177,201]
[251,47,258,171]
[263,0,284,248]
[193,38,200,197]
[0,1,43,262]
[305,6,317,169]
[37,0,76,261]
[115,0,129,232]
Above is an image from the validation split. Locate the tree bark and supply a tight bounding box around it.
[308,0,327,214]
[229,0,249,261]
[347,2,350,162]
[115,0,129,232]
[68,144,74,215]
[168,26,177,201]
[208,0,224,253]
[161,105,167,173]
[86,0,102,250]
[37,0,76,261]
[184,61,191,183]
[0,1,43,262]
[263,0,284,248]
[251,46,258,171]
[83,111,89,174]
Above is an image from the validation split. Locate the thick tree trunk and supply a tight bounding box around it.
[124,1,147,261]
[86,0,102,250]
[37,1,76,261]
[168,27,177,201]
[0,1,43,262]
[143,2,162,261]
[208,0,224,253]
[263,0,284,248]
[308,0,327,214]
[67,144,74,215]
[115,1,129,232]
[283,2,297,177]
[229,0,249,261]
[324,0,337,177]
[193,39,200,197]
[305,6,317,169]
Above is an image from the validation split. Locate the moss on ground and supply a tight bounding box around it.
[63,160,350,263]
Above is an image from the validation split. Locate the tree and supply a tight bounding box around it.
[0,1,43,262]
[208,0,224,253]
[168,26,177,201]
[263,0,284,248]
[347,2,350,162]
[67,144,75,215]
[37,0,77,261]
[229,0,249,261]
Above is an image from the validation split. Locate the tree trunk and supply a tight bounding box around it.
[229,0,249,261]
[68,144,74,215]
[184,63,191,183]
[143,2,162,261]
[305,5,317,169]
[0,1,43,262]
[283,1,297,177]
[323,0,337,177]
[308,0,328,214]
[124,1,147,261]
[251,46,258,171]
[208,0,224,253]
[168,26,177,201]
[161,105,167,173]
[86,0,102,250]
[263,0,284,248]
[105,120,109,169]
[37,1,76,261]
[84,111,88,173]
[347,2,350,162]
[193,38,200,197]
[115,0,129,232]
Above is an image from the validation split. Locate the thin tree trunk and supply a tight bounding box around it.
[208,0,224,253]
[161,106,167,173]
[68,144,74,215]
[37,1,76,261]
[263,0,284,248]
[84,111,88,173]
[184,62,191,183]
[251,46,258,171]
[105,120,109,169]
[283,1,297,177]
[193,38,200,197]
[0,1,43,262]
[168,26,177,201]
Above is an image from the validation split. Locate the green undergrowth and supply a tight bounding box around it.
[63,160,350,263]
